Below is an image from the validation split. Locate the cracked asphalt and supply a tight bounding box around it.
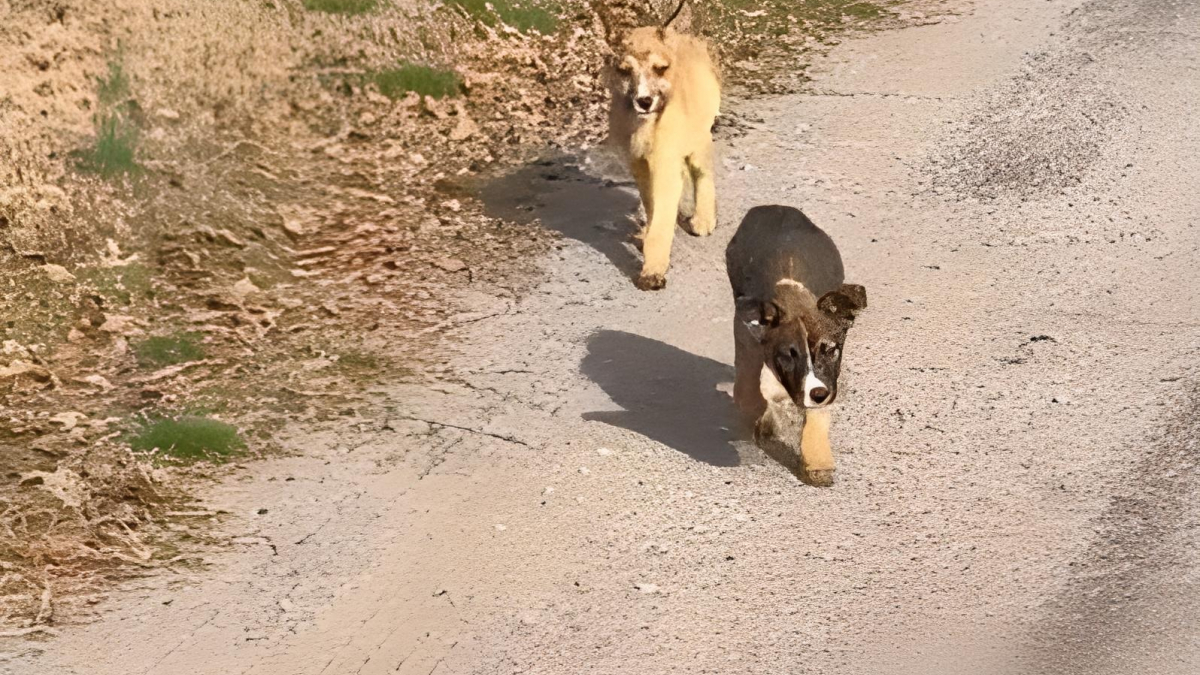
[10,0,1199,673]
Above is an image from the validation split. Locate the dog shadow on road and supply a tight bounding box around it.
[581,330,747,467]
[474,153,644,281]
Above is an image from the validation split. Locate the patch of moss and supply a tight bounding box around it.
[370,63,462,100]
[77,264,152,305]
[128,415,245,463]
[302,0,378,14]
[134,333,205,368]
[447,0,559,35]
[335,349,380,370]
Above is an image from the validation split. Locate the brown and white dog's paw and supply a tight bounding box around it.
[634,273,667,291]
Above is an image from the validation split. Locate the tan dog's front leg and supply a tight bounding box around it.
[630,159,654,233]
[685,139,716,237]
[799,407,835,487]
[636,156,684,290]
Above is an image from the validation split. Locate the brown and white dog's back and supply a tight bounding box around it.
[726,205,867,486]
[609,11,720,290]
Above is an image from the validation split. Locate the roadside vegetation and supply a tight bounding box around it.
[371,63,462,99]
[447,0,561,34]
[303,0,379,14]
[73,60,141,177]
[127,415,246,463]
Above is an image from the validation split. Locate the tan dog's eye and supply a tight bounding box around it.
[617,63,633,74]
[653,64,670,75]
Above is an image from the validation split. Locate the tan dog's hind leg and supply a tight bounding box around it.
[684,139,716,237]
[800,408,835,487]
[636,156,683,290]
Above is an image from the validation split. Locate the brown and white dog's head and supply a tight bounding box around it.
[737,281,867,409]
[610,26,678,117]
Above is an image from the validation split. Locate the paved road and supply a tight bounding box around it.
[12,0,1199,673]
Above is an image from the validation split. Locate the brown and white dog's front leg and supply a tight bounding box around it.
[799,407,835,487]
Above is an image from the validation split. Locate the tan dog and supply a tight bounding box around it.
[608,4,720,290]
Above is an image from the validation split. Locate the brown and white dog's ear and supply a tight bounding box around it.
[817,284,868,325]
[736,296,772,342]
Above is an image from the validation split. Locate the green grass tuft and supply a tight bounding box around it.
[371,63,462,99]
[447,0,559,34]
[73,112,140,177]
[97,60,130,106]
[128,415,245,463]
[303,0,378,14]
[134,333,205,368]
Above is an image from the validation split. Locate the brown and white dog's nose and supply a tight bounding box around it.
[809,387,830,404]
[635,96,654,112]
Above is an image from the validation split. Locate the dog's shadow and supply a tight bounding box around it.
[581,330,748,467]
[475,153,643,280]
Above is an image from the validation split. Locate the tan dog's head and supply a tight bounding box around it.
[611,27,677,116]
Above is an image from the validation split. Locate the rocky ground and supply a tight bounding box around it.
[0,0,947,636]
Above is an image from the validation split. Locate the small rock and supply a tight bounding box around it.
[231,277,260,301]
[75,374,113,391]
[422,96,450,119]
[49,412,86,431]
[494,524,507,531]
[215,229,246,248]
[596,447,612,456]
[281,219,305,238]
[42,264,75,283]
[0,360,53,383]
[578,467,590,475]
[432,257,467,273]
[542,487,555,496]
[635,583,660,594]
[99,314,141,335]
[449,103,479,141]
[278,598,295,612]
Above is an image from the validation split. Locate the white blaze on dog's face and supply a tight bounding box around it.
[613,33,673,116]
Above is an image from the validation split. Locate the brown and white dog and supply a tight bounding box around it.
[726,205,868,486]
[607,1,720,290]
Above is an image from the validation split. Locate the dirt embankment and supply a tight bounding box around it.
[0,0,955,631]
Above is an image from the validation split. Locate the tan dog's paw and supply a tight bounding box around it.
[634,273,667,291]
[682,216,716,237]
[800,468,835,488]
